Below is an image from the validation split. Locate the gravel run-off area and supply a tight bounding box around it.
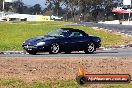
[0,57,132,83]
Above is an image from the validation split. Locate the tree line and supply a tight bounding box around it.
[45,0,122,21]
[0,0,42,14]
[0,0,122,21]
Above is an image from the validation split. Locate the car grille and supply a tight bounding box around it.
[24,45,36,49]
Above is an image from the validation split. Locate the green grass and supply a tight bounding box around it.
[0,79,132,88]
[0,79,29,88]
[0,21,131,51]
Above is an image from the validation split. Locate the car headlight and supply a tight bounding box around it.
[36,42,45,46]
[97,38,101,42]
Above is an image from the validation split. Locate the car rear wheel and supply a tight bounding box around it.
[84,42,95,54]
[49,43,60,54]
[27,51,37,55]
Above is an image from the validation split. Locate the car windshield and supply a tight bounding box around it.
[46,29,70,37]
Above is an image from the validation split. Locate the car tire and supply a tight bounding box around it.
[84,42,95,54]
[49,43,60,54]
[76,75,87,85]
[27,51,37,55]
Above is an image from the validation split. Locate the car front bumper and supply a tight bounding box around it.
[22,44,50,52]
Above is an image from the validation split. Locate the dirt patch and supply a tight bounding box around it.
[0,57,132,83]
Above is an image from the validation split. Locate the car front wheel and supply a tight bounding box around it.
[49,43,60,54]
[84,42,95,54]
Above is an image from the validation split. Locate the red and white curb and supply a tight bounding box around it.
[0,51,27,55]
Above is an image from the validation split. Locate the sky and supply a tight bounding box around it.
[22,0,46,8]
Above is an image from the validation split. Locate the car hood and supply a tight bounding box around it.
[89,35,101,41]
[24,36,55,45]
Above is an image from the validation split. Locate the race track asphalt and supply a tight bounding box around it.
[77,22,132,36]
[0,47,132,58]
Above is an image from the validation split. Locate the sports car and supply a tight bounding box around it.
[22,28,101,55]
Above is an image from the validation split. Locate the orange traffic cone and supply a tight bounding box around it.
[78,65,86,76]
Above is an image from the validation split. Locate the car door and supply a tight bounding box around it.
[68,31,87,51]
[56,30,73,51]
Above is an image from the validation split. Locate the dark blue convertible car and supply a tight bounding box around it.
[22,28,101,55]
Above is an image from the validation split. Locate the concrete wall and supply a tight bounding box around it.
[0,12,53,22]
[36,16,51,21]
[27,15,52,21]
[99,20,132,25]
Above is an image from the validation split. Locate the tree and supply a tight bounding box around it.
[33,4,42,14]
[103,0,114,20]
[44,0,120,21]
[64,0,104,21]
[79,0,102,22]
[12,1,24,13]
[28,4,42,15]
[78,0,87,13]
[0,0,24,13]
[0,0,4,11]
[62,0,78,21]
[29,7,34,14]
[45,0,61,16]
